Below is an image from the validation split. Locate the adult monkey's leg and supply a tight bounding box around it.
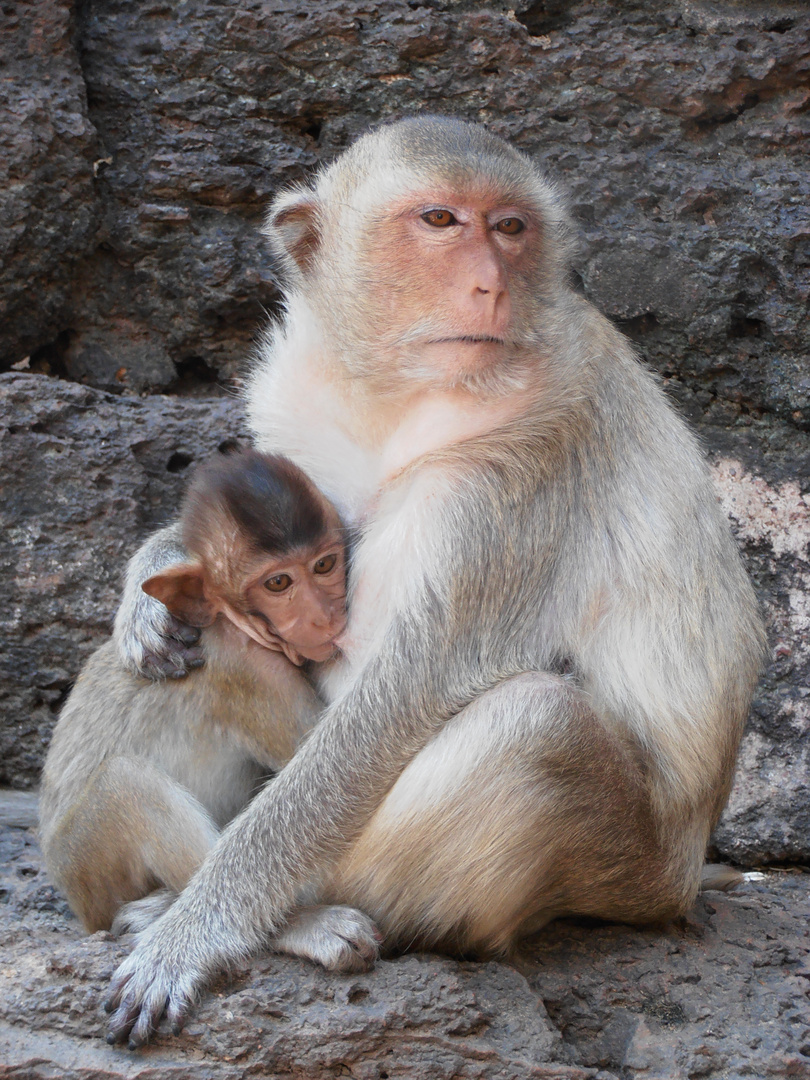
[325,673,697,956]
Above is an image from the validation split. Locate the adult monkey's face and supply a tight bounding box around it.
[264,116,572,396]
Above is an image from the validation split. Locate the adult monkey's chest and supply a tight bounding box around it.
[254,377,527,533]
[251,370,379,528]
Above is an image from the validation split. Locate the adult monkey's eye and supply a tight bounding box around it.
[265,573,293,593]
[313,554,337,574]
[421,209,458,227]
[495,217,525,235]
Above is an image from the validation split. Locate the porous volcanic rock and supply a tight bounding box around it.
[0,372,248,790]
[0,0,98,367]
[0,808,807,1079]
[708,426,810,865]
[4,0,808,417]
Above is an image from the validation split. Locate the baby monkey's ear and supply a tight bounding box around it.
[142,563,218,628]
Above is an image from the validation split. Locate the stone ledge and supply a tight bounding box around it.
[1,819,808,1080]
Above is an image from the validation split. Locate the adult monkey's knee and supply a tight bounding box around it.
[327,672,680,954]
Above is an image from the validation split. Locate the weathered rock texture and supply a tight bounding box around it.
[0,7,809,845]
[0,813,808,1079]
[0,0,97,369]
[3,0,809,408]
[0,373,248,789]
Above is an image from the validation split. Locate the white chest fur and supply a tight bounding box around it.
[248,347,525,528]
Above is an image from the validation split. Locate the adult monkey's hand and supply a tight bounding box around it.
[113,523,204,679]
[104,922,196,1047]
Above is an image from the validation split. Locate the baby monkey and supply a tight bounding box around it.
[40,449,346,934]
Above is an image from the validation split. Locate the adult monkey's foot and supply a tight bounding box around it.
[273,904,382,972]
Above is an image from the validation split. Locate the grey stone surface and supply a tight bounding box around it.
[0,817,807,1079]
[3,1,808,415]
[0,0,98,368]
[0,372,248,791]
[708,425,810,865]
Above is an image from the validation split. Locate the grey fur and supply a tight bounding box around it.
[40,630,321,934]
[104,117,764,1047]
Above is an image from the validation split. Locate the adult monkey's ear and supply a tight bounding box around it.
[264,185,320,276]
[142,564,218,628]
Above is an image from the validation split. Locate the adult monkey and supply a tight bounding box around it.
[106,117,764,1046]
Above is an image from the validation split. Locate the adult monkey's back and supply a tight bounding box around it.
[107,117,764,1046]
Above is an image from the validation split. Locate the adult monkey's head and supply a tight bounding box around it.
[264,116,573,395]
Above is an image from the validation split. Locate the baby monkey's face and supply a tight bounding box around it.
[240,528,347,665]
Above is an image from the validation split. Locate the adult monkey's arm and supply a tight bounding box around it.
[103,466,534,1047]
[113,523,204,679]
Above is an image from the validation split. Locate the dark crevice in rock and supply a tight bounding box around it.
[765,16,797,33]
[166,451,194,473]
[614,312,661,338]
[26,332,73,381]
[302,117,324,143]
[169,354,226,396]
[514,0,577,37]
[729,313,767,339]
[217,437,246,455]
[685,91,762,132]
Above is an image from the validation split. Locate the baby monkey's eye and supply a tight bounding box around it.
[495,217,525,235]
[421,209,458,228]
[264,573,293,593]
[313,554,338,575]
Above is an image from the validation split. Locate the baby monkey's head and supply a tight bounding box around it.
[143,448,347,665]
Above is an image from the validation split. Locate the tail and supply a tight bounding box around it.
[700,863,744,892]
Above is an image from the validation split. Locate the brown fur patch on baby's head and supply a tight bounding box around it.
[181,449,330,592]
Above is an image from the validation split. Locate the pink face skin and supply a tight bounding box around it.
[363,185,539,387]
[143,528,347,668]
[235,532,348,665]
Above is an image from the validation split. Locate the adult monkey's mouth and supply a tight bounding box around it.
[429,335,506,345]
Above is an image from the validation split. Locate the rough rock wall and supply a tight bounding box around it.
[0,0,97,367]
[5,0,809,405]
[0,0,809,863]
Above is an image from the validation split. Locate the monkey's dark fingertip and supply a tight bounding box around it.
[141,653,180,680]
[103,998,113,1013]
[170,623,201,646]
[106,1030,117,1045]
[127,1027,149,1051]
[171,1021,184,1036]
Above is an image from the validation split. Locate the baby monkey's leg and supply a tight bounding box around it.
[46,756,218,933]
